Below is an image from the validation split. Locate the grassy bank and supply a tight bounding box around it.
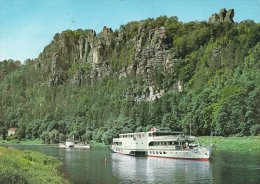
[0,138,43,145]
[89,140,107,147]
[0,138,107,147]
[197,136,260,152]
[0,146,70,184]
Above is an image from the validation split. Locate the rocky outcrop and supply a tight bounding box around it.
[36,22,176,101]
[209,8,234,24]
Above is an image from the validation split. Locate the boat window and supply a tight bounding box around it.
[160,151,162,154]
[163,151,166,154]
[169,142,172,145]
[149,133,151,137]
[156,151,158,154]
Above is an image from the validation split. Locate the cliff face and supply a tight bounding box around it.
[37,22,177,101]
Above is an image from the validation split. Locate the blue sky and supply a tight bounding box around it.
[0,0,260,62]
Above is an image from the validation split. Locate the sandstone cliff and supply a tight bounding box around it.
[36,20,179,101]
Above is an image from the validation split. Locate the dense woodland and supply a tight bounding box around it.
[1,16,260,144]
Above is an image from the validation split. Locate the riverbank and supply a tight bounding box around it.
[0,146,70,184]
[197,136,260,152]
[1,136,259,152]
[0,138,107,148]
[0,138,43,145]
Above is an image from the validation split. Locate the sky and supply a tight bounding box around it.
[0,0,260,62]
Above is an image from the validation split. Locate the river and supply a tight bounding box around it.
[6,145,260,184]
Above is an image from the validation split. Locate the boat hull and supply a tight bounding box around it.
[74,144,91,149]
[110,146,211,161]
[147,147,211,161]
[148,155,209,161]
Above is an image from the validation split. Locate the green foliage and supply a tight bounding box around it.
[0,147,70,184]
[197,136,260,152]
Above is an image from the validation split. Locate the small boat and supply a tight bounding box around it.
[74,142,91,149]
[110,127,213,161]
[59,138,90,149]
[59,139,74,148]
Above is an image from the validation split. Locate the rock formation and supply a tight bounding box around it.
[209,8,234,23]
[36,23,177,101]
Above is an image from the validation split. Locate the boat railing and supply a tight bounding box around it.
[152,134,188,140]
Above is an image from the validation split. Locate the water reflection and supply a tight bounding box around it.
[57,147,119,184]
[111,153,212,184]
[211,151,260,184]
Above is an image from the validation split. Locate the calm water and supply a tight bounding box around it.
[6,145,260,184]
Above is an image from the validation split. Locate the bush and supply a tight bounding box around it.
[250,124,260,136]
[6,134,18,141]
[0,147,70,184]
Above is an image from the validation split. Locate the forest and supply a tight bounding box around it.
[0,16,260,144]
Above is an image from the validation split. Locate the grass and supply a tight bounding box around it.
[0,146,70,184]
[0,138,43,145]
[197,136,260,152]
[89,140,107,147]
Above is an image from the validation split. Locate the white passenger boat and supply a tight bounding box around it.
[59,133,90,149]
[110,127,212,161]
[59,139,90,149]
[59,139,75,148]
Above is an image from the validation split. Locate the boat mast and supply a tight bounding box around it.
[189,123,191,136]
